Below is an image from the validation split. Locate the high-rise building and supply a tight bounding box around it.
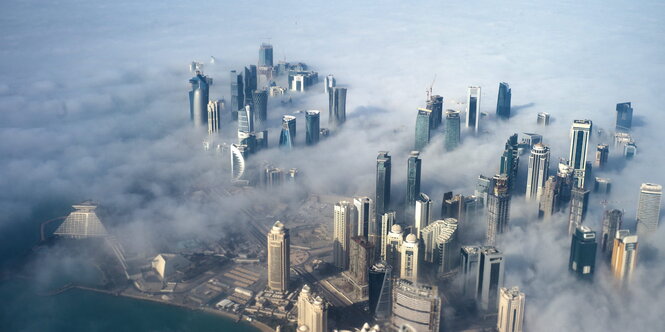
[420,219,458,266]
[406,151,422,211]
[380,212,397,260]
[624,142,637,159]
[556,161,575,208]
[500,134,520,191]
[297,285,328,332]
[189,73,212,128]
[390,279,441,332]
[497,287,525,332]
[444,110,461,151]
[345,236,374,298]
[414,193,431,234]
[305,110,321,146]
[568,187,590,235]
[496,82,511,119]
[376,152,392,223]
[538,176,559,219]
[636,183,662,237]
[436,218,459,277]
[537,112,550,126]
[486,175,510,246]
[243,66,257,106]
[354,197,373,238]
[615,102,633,133]
[519,133,543,151]
[568,120,592,188]
[442,194,464,221]
[324,74,336,94]
[237,105,255,135]
[267,221,290,292]
[601,209,623,261]
[460,246,481,298]
[230,70,244,119]
[368,262,392,320]
[466,86,481,134]
[400,234,420,283]
[207,99,224,135]
[259,43,273,67]
[595,144,609,169]
[475,175,493,204]
[333,201,356,270]
[477,247,505,313]
[279,115,296,149]
[252,90,268,125]
[525,143,550,201]
[463,195,484,224]
[594,177,612,194]
[610,230,638,286]
[426,95,444,129]
[328,87,347,128]
[264,167,284,188]
[230,144,247,181]
[415,108,433,151]
[383,224,403,276]
[569,225,597,281]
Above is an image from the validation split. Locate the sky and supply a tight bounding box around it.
[1,0,665,330]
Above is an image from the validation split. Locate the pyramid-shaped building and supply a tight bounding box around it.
[54,201,108,239]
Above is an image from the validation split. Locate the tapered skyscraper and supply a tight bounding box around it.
[568,120,592,188]
[569,225,597,281]
[324,74,336,94]
[444,110,461,151]
[466,86,481,134]
[252,90,268,124]
[525,143,550,201]
[189,73,212,128]
[328,87,347,128]
[279,115,296,149]
[636,183,662,237]
[415,108,432,151]
[497,287,525,332]
[267,221,290,292]
[486,175,510,246]
[615,102,633,133]
[368,262,392,320]
[496,82,511,119]
[305,110,321,145]
[406,151,422,211]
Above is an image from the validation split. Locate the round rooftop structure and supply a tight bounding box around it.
[271,221,285,233]
[406,233,418,243]
[390,224,403,234]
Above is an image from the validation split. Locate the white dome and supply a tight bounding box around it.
[390,224,403,233]
[406,233,418,243]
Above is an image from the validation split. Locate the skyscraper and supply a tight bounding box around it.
[538,176,559,219]
[436,218,459,277]
[380,212,397,261]
[207,99,224,135]
[477,247,505,313]
[601,209,623,261]
[537,112,550,126]
[400,233,420,283]
[497,287,525,332]
[345,236,374,298]
[610,230,638,286]
[568,187,590,235]
[615,102,633,133]
[594,177,612,194]
[486,175,510,246]
[624,142,637,159]
[444,110,461,151]
[259,43,273,67]
[496,82,511,119]
[297,285,327,332]
[415,108,433,151]
[333,201,356,270]
[305,110,321,146]
[420,219,456,264]
[328,87,347,128]
[237,105,255,135]
[466,86,481,134]
[475,175,493,204]
[324,74,336,94]
[230,70,244,119]
[427,95,444,129]
[375,152,392,237]
[406,151,422,211]
[525,143,550,201]
[569,225,597,281]
[267,221,290,292]
[595,144,609,169]
[460,246,482,298]
[568,120,592,188]
[383,224,403,275]
[414,193,431,234]
[243,66,257,106]
[368,262,392,320]
[279,115,296,149]
[252,90,268,125]
[390,279,441,332]
[230,144,247,181]
[354,197,373,238]
[188,73,211,128]
[636,183,662,237]
[499,134,520,191]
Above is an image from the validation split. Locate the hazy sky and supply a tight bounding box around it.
[1,0,665,330]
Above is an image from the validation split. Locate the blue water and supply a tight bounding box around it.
[0,279,259,332]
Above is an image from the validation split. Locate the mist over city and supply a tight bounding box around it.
[1,1,665,331]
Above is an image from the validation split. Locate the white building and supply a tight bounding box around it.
[525,143,550,201]
[636,183,662,237]
[497,286,525,332]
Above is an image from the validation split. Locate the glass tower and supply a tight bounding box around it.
[305,110,321,145]
[252,90,268,125]
[466,86,481,134]
[328,87,347,128]
[525,143,550,201]
[496,82,511,119]
[230,70,244,120]
[375,152,392,231]
[444,110,461,151]
[615,102,633,133]
[188,73,211,128]
[569,225,597,281]
[415,108,432,151]
[427,95,444,129]
[406,151,422,211]
[568,120,592,188]
[259,43,273,67]
[279,115,296,149]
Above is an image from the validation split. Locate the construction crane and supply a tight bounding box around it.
[426,74,437,100]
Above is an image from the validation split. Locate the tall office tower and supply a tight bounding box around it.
[556,161,575,208]
[440,191,454,217]
[368,262,392,320]
[230,70,244,119]
[426,95,444,129]
[497,287,525,332]
[568,120,593,189]
[519,133,543,151]
[594,177,612,194]
[601,209,623,260]
[390,279,441,332]
[188,73,212,128]
[496,82,512,119]
[415,108,433,151]
[610,230,638,286]
[636,183,663,237]
[383,224,404,276]
[237,105,255,136]
[463,195,484,224]
[615,102,633,133]
[420,219,457,264]
[537,112,550,126]
[264,167,284,188]
[400,234,421,283]
[251,90,268,124]
[569,225,597,281]
[525,143,550,201]
[567,187,590,235]
[333,201,355,270]
[207,100,224,135]
[460,246,481,298]
[230,144,247,181]
[376,152,392,224]
[380,212,398,260]
[475,175,493,204]
[296,285,328,332]
[624,142,637,159]
[324,74,336,94]
[354,197,373,238]
[243,66,257,106]
[414,193,432,234]
[436,218,460,277]
[279,115,296,149]
[442,194,464,221]
[259,43,273,67]
[477,247,505,313]
[499,134,520,191]
[406,151,422,211]
[486,175,511,246]
[595,144,609,169]
[346,236,374,298]
[444,110,461,151]
[466,86,481,134]
[305,110,321,145]
[538,176,559,219]
[328,87,347,128]
[267,221,290,292]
